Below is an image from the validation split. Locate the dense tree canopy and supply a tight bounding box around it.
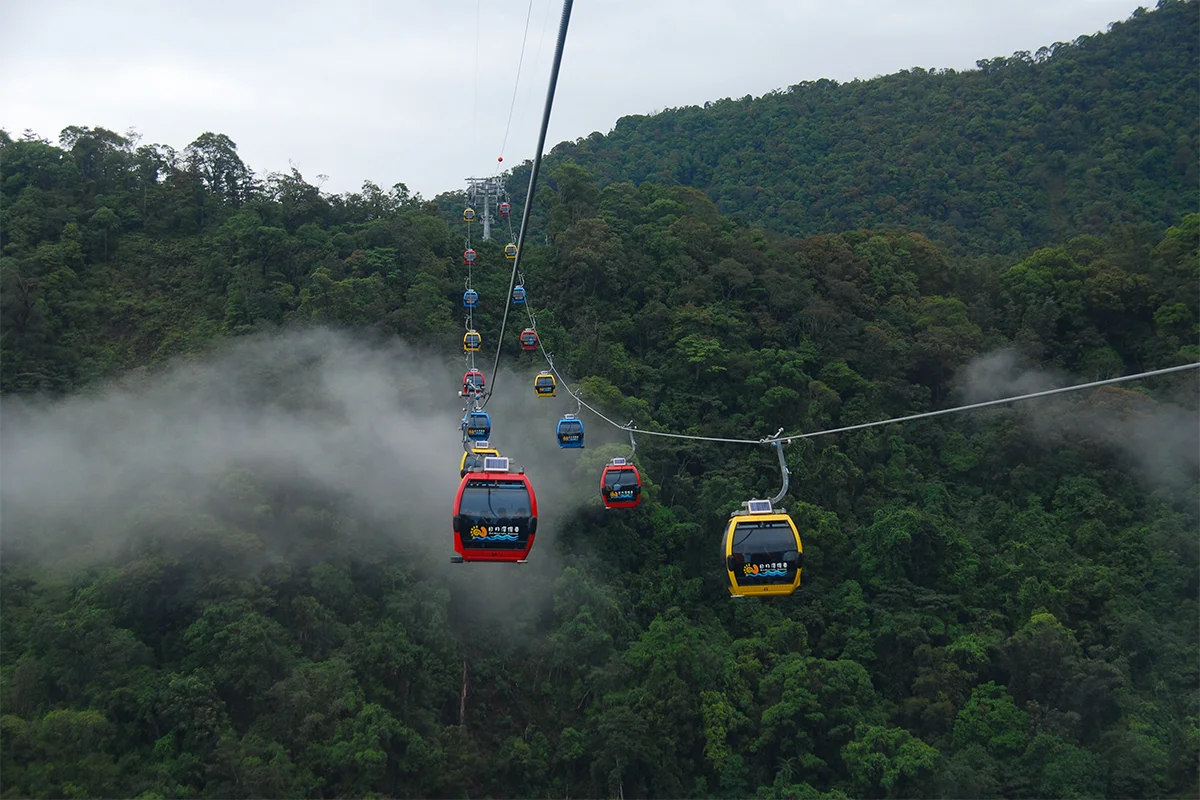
[542,0,1199,257]
[1,2,1197,798]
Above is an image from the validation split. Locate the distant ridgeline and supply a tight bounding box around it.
[542,0,1199,256]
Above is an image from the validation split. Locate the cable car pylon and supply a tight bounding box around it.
[466,176,506,241]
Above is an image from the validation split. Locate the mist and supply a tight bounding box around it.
[956,349,1200,491]
[0,328,602,610]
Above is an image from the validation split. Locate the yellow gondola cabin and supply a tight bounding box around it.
[722,499,802,597]
[534,371,556,397]
[460,443,500,477]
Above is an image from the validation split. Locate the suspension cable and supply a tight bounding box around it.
[470,0,482,164]
[533,348,1198,447]
[498,0,537,164]
[766,361,1200,444]
[481,0,574,409]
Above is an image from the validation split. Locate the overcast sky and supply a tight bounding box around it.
[2,0,1145,199]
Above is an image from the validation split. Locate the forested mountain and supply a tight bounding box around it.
[1,4,1198,796]
[541,0,1199,256]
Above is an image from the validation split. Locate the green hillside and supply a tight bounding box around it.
[541,0,1199,256]
[1,10,1198,796]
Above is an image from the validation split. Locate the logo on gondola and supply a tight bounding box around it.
[743,563,788,578]
[608,489,635,500]
[469,524,519,541]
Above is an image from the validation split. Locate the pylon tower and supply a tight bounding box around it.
[465,176,506,240]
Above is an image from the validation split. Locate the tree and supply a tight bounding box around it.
[842,724,939,798]
[185,132,255,207]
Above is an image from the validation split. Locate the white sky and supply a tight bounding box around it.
[1,0,1146,198]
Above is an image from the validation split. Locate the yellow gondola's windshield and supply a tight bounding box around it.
[731,520,796,555]
[460,480,532,518]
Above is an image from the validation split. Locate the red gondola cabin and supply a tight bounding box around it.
[463,369,485,395]
[520,328,539,350]
[600,457,642,509]
[452,457,538,563]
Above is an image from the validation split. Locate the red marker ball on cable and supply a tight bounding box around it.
[498,156,503,162]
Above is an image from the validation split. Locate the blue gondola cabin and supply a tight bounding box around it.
[556,414,584,448]
[464,410,491,441]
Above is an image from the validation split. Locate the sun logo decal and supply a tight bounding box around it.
[470,525,488,539]
[743,564,759,576]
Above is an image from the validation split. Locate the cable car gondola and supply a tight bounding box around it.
[463,410,491,441]
[723,499,802,597]
[463,289,479,308]
[462,369,485,395]
[512,285,526,305]
[504,243,518,259]
[534,371,556,397]
[556,414,584,448]
[600,457,642,509]
[463,208,476,222]
[520,328,539,350]
[464,330,481,352]
[463,249,477,266]
[499,201,511,217]
[452,456,538,563]
[460,442,499,477]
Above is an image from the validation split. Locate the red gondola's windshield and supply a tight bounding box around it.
[603,468,637,489]
[460,480,533,519]
[731,520,795,556]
